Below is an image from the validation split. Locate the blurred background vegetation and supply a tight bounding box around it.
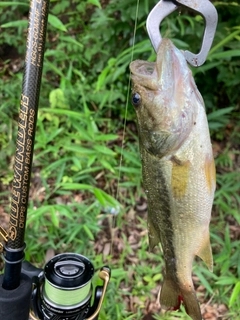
[0,0,239,319]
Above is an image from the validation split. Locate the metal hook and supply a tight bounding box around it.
[146,0,218,67]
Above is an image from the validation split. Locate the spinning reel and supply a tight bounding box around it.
[0,244,110,320]
[23,253,110,320]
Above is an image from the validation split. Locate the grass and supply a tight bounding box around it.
[0,0,240,319]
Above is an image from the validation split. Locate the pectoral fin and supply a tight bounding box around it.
[195,233,213,271]
[204,155,216,194]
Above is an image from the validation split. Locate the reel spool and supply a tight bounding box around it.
[27,253,110,320]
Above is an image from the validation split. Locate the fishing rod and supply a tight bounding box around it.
[0,0,110,319]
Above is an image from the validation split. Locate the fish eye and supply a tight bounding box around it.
[132,92,141,107]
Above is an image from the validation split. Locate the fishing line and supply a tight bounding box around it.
[112,0,140,230]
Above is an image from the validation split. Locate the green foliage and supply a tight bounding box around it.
[0,0,239,319]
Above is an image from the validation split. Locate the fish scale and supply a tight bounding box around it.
[130,39,215,320]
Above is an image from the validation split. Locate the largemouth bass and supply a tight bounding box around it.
[130,39,216,320]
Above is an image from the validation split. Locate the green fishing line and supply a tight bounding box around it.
[44,279,91,306]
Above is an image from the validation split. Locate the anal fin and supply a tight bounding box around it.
[195,232,213,272]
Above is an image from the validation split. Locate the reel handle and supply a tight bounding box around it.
[86,266,111,320]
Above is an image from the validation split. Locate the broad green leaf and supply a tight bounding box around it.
[100,159,115,173]
[45,60,65,77]
[214,1,240,7]
[49,88,69,109]
[72,157,82,170]
[95,134,118,141]
[120,150,141,167]
[194,269,213,294]
[60,36,83,48]
[87,156,97,167]
[94,188,120,212]
[94,145,116,156]
[207,107,234,121]
[209,50,240,60]
[96,66,111,91]
[64,145,96,155]
[1,20,28,28]
[215,276,238,286]
[193,61,222,75]
[27,206,51,224]
[111,268,127,278]
[97,190,120,209]
[83,225,95,240]
[0,2,28,7]
[93,188,106,206]
[118,181,140,187]
[152,274,162,281]
[48,14,67,32]
[40,159,66,174]
[50,206,59,228]
[117,166,141,174]
[41,108,84,118]
[143,275,152,283]
[87,0,102,9]
[209,29,240,55]
[229,282,240,307]
[67,224,83,243]
[60,183,93,191]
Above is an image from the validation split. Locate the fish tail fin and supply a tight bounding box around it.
[160,276,202,320]
[181,290,202,320]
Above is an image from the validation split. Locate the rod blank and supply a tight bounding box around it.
[3,0,50,290]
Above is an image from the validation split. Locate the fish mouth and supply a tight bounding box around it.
[130,39,176,80]
[130,61,158,91]
[130,39,190,91]
[130,61,156,77]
